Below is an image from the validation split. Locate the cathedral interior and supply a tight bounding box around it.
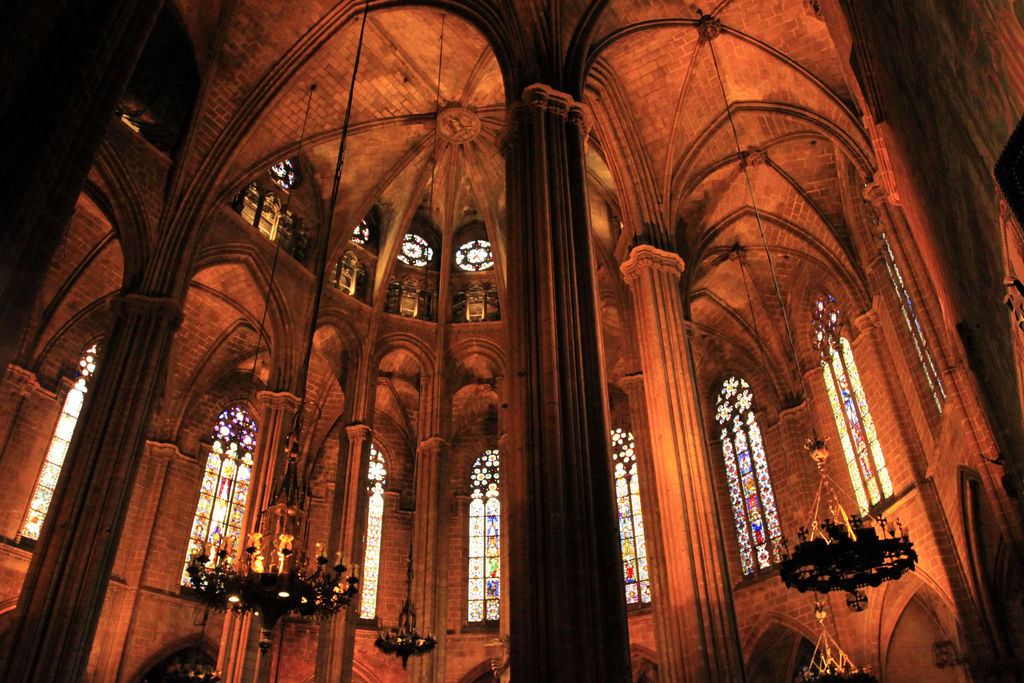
[2,0,1024,681]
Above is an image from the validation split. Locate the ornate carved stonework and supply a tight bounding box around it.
[696,12,722,42]
[4,364,40,397]
[437,106,481,143]
[619,244,686,286]
[740,148,766,168]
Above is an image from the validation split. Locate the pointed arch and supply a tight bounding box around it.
[359,442,387,619]
[181,404,258,583]
[715,376,783,574]
[20,342,101,540]
[811,292,891,514]
[468,448,500,622]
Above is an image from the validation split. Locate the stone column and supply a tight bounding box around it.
[503,82,631,680]
[218,390,301,683]
[407,436,450,683]
[1,293,181,682]
[618,372,680,677]
[0,0,163,375]
[315,422,372,682]
[619,245,744,681]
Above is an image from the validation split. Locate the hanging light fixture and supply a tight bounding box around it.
[700,12,916,609]
[374,551,437,668]
[796,601,878,682]
[779,438,916,610]
[186,0,373,652]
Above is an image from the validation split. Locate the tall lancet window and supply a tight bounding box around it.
[182,405,257,584]
[611,429,651,604]
[812,293,893,514]
[20,343,100,540]
[880,233,946,412]
[359,444,387,619]
[468,449,500,622]
[715,377,783,575]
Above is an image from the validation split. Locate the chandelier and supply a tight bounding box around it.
[374,553,437,668]
[796,602,878,682]
[779,439,916,610]
[186,451,359,649]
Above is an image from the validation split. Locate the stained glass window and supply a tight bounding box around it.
[715,377,783,575]
[359,444,387,619]
[397,234,434,267]
[268,159,298,190]
[20,344,100,540]
[812,293,892,515]
[455,240,494,271]
[880,233,946,412]
[352,219,370,246]
[611,429,651,604]
[468,449,500,622]
[181,405,257,584]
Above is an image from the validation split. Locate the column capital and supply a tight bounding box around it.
[853,307,881,333]
[862,180,889,208]
[416,435,449,459]
[619,244,686,286]
[5,364,40,396]
[617,371,645,393]
[255,390,301,411]
[110,293,183,330]
[521,83,590,130]
[344,422,372,442]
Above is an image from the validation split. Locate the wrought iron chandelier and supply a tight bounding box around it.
[186,450,359,649]
[779,439,916,610]
[796,601,878,682]
[374,553,437,668]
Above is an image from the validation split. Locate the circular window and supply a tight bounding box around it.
[268,159,299,190]
[455,239,494,271]
[352,219,370,245]
[398,234,434,266]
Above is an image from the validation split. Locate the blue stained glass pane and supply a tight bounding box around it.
[485,579,500,598]
[181,405,257,585]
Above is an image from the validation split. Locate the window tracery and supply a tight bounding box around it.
[352,219,370,246]
[611,428,651,604]
[880,233,946,412]
[181,405,257,584]
[20,344,100,540]
[398,234,433,267]
[455,240,494,271]
[812,293,892,514]
[715,377,783,575]
[268,159,299,190]
[359,444,387,619]
[468,449,500,622]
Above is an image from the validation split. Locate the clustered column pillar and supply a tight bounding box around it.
[315,422,371,682]
[408,436,450,683]
[618,372,682,677]
[218,390,301,683]
[503,82,631,680]
[619,245,745,681]
[1,293,182,682]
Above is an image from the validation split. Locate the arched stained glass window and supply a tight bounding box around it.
[352,219,370,246]
[181,405,257,584]
[880,233,946,412]
[359,444,387,619]
[715,377,783,575]
[398,234,433,266]
[268,159,299,190]
[468,449,500,622]
[20,343,100,540]
[812,293,892,515]
[611,429,651,604]
[455,239,494,271]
